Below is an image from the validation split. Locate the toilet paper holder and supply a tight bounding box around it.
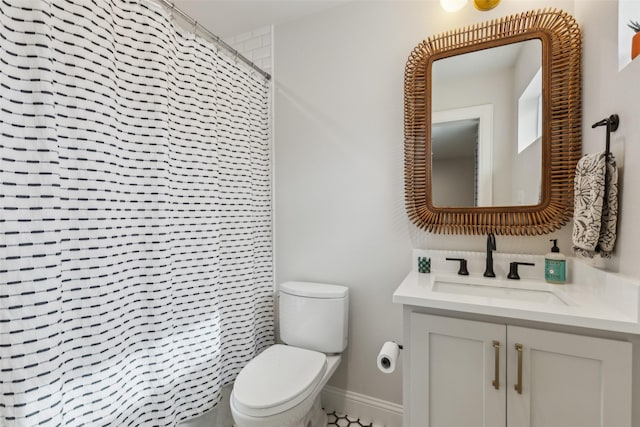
[378,341,403,373]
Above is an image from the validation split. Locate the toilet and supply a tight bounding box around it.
[230,281,349,427]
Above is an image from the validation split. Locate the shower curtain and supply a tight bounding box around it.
[0,0,273,425]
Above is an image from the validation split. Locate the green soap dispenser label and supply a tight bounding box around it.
[545,259,566,283]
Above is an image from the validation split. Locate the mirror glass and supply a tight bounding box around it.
[431,39,542,207]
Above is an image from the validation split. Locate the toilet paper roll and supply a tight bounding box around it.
[377,341,400,374]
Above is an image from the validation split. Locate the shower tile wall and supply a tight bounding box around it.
[223,25,273,73]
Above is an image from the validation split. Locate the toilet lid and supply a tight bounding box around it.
[232,344,327,417]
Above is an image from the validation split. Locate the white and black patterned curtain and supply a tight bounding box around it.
[0,0,273,425]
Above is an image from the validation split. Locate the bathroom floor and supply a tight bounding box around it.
[326,410,378,427]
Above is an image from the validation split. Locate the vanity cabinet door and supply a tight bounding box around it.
[409,313,506,427]
[506,326,632,427]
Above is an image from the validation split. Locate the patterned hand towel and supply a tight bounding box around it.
[572,152,618,258]
[599,154,618,257]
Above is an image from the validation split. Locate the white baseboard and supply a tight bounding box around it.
[321,385,403,427]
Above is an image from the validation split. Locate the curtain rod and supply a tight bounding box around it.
[156,0,272,81]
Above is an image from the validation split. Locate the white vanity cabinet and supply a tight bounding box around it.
[407,312,632,427]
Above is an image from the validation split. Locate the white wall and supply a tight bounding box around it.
[274,0,576,406]
[574,1,640,275]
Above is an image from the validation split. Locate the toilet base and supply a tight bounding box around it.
[231,392,326,427]
[306,395,327,427]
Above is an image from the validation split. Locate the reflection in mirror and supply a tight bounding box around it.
[432,104,493,206]
[431,39,541,207]
[432,119,478,206]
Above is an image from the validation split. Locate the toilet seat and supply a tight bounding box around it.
[231,344,327,417]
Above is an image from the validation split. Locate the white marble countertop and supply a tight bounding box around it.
[393,250,640,335]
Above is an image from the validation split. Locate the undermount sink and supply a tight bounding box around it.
[431,275,570,306]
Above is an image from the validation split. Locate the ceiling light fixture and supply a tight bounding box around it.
[440,0,501,12]
[473,0,501,11]
[439,0,468,13]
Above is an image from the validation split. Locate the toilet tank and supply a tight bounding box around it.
[279,281,349,354]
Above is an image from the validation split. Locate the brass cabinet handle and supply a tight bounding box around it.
[492,340,500,390]
[514,343,523,394]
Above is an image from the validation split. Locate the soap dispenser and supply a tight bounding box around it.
[545,239,566,284]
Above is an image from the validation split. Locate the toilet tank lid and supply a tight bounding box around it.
[280,281,348,298]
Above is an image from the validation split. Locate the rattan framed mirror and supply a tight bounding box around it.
[404,9,581,235]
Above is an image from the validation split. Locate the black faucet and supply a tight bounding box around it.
[484,233,496,277]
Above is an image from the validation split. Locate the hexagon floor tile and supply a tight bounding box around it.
[326,410,374,427]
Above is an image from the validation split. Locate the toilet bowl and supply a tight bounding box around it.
[230,345,342,427]
[230,281,349,427]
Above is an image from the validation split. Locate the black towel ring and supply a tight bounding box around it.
[591,114,620,156]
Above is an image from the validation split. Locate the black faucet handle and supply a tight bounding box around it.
[487,232,496,250]
[507,262,535,280]
[446,257,469,276]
